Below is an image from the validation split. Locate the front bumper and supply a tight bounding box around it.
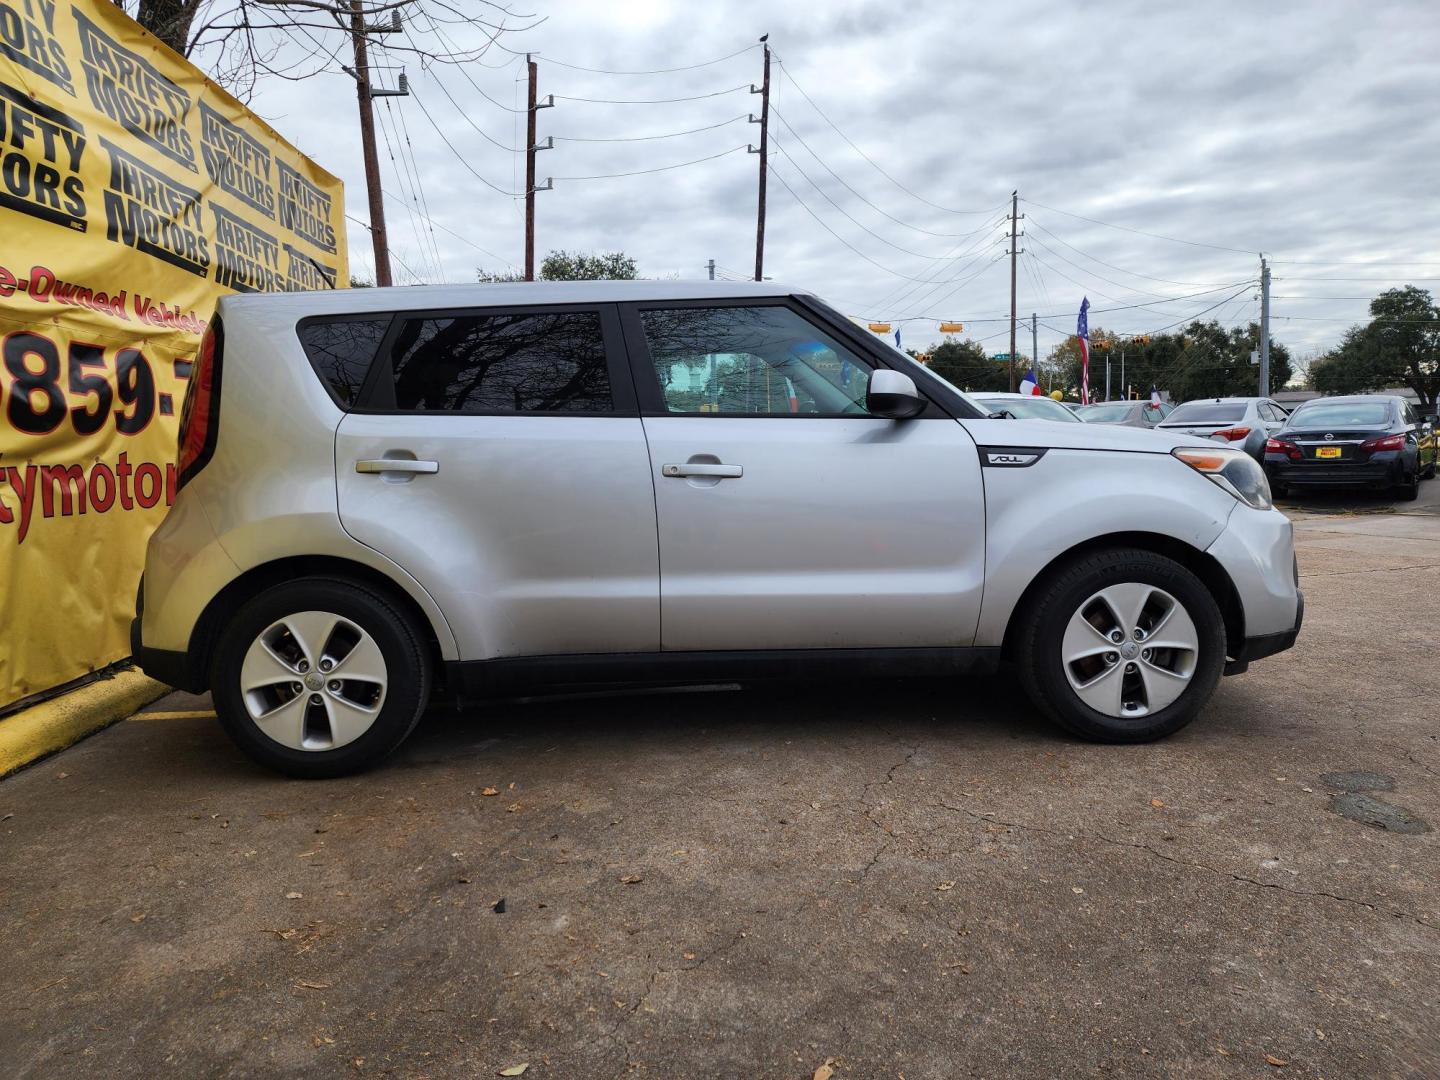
[1225,588,1303,674]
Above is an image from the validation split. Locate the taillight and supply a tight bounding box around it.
[1265,437,1301,461]
[1212,426,1252,442]
[1360,433,1405,453]
[178,316,223,490]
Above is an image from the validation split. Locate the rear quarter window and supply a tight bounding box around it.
[297,317,392,406]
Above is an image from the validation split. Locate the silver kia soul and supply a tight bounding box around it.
[133,281,1302,777]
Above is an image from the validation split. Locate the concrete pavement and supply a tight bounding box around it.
[2,486,1437,1079]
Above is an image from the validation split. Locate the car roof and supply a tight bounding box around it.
[1296,394,1400,404]
[1179,397,1264,403]
[973,392,1058,399]
[217,279,803,317]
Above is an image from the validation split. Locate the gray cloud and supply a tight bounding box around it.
[238,0,1440,370]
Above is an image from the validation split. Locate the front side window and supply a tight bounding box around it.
[385,310,611,413]
[639,305,874,415]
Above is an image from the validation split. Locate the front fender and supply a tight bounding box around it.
[973,448,1237,645]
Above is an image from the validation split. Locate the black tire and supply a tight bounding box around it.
[1423,459,1436,480]
[212,577,432,778]
[1396,475,1420,501]
[1013,548,1226,743]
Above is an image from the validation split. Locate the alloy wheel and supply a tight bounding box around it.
[1061,583,1199,718]
[239,610,388,751]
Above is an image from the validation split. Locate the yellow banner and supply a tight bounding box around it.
[0,0,347,707]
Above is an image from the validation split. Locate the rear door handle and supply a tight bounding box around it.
[662,462,742,479]
[356,458,439,474]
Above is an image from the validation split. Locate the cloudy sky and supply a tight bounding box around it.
[238,0,1440,370]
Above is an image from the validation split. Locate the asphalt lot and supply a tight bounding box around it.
[3,485,1438,1079]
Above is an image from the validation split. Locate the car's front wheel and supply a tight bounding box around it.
[1014,548,1226,742]
[212,578,432,778]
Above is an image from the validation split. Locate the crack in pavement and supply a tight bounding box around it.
[933,799,1438,931]
[856,744,919,881]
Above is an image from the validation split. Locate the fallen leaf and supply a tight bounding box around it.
[351,1057,365,1071]
[261,928,301,940]
[498,1065,528,1077]
[814,1061,836,1080]
[294,981,331,990]
[130,913,146,923]
[1150,798,1165,808]
[936,881,956,891]
[1072,886,1085,894]
[507,803,522,813]
[1264,1054,1289,1067]
[1315,1029,1326,1041]
[482,787,499,797]
[619,874,643,885]
[312,1034,336,1047]
[508,782,517,790]
[286,891,303,900]
[683,952,696,961]
[1215,1047,1232,1057]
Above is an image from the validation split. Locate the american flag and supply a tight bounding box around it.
[1077,297,1091,406]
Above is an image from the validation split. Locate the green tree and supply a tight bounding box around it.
[477,250,639,283]
[1055,323,1291,402]
[925,338,1009,392]
[1308,287,1440,409]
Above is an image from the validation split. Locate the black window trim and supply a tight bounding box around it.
[331,301,637,417]
[617,294,968,420]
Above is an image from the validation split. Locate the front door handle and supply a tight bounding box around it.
[356,458,439,474]
[662,462,742,479]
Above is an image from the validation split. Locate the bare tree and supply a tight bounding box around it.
[114,0,543,101]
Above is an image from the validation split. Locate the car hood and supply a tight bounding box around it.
[961,416,1214,453]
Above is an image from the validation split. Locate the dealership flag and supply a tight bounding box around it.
[1151,385,1162,406]
[1019,369,1040,396]
[1078,297,1091,405]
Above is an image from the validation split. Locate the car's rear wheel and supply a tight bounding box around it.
[1014,548,1226,742]
[212,578,431,778]
[1396,473,1420,501]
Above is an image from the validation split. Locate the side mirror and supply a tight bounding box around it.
[866,369,926,419]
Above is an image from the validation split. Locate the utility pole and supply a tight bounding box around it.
[707,258,715,281]
[1007,191,1022,392]
[347,1,405,286]
[1031,312,1039,389]
[522,56,554,282]
[748,38,771,282]
[1120,347,1126,400]
[1259,255,1271,396]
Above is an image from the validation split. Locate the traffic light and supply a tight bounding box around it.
[867,323,892,334]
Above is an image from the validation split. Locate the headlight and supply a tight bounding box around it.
[1172,446,1273,510]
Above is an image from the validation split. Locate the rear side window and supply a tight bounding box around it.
[385,310,612,413]
[298,317,391,405]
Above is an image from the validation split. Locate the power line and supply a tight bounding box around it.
[772,56,998,216]
[380,188,513,266]
[769,138,965,260]
[506,43,760,75]
[345,212,424,283]
[767,165,988,284]
[769,108,1002,240]
[552,84,752,105]
[551,145,749,180]
[1025,231,1198,304]
[1020,198,1257,255]
[1025,218,1236,287]
[409,87,525,197]
[428,66,522,152]
[552,114,749,142]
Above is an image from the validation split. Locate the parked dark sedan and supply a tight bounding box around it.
[1264,394,1437,500]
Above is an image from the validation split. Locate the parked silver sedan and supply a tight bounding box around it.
[972,392,1084,422]
[1074,400,1174,428]
[1156,398,1289,461]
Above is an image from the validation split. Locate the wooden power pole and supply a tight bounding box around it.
[523,55,553,282]
[1008,190,1020,392]
[750,38,771,281]
[349,0,390,286]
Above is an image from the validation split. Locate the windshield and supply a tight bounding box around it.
[974,396,1081,422]
[1075,403,1134,422]
[1163,402,1248,424]
[1290,401,1392,428]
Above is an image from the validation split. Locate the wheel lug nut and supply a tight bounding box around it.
[1104,652,1118,665]
[309,694,322,705]
[320,659,333,672]
[292,682,303,693]
[297,660,309,673]
[1109,630,1123,642]
[1125,662,1137,673]
[328,681,341,691]
[1141,648,1152,661]
[1133,628,1145,641]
